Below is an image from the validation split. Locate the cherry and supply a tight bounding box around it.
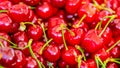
[81,29,104,53]
[76,60,88,68]
[86,59,97,68]
[0,13,13,33]
[109,46,120,58]
[61,46,81,65]
[92,46,110,61]
[42,44,60,62]
[12,50,26,68]
[0,1,12,10]
[22,0,40,6]
[51,0,66,8]
[65,0,81,14]
[65,28,85,46]
[9,0,21,4]
[24,56,38,68]
[9,22,20,34]
[58,60,69,68]
[35,2,54,19]
[0,47,15,67]
[27,25,43,41]
[78,3,98,23]
[107,62,118,68]
[0,32,11,47]
[8,3,32,23]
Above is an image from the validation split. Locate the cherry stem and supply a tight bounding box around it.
[0,42,4,48]
[0,36,17,47]
[47,61,54,68]
[98,15,116,37]
[41,23,48,42]
[39,38,53,55]
[0,65,4,68]
[95,55,99,68]
[64,26,75,36]
[21,22,36,27]
[0,10,8,13]
[73,14,86,28]
[93,0,115,13]
[110,58,120,64]
[75,45,86,61]
[77,55,82,68]
[27,39,44,68]
[30,6,36,9]
[106,40,120,52]
[61,24,68,50]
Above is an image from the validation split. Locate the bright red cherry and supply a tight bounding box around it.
[86,59,97,68]
[0,1,12,10]
[9,0,21,4]
[51,0,66,8]
[61,46,81,65]
[107,62,118,68]
[22,0,40,6]
[36,2,54,19]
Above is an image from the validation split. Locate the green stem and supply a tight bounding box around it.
[77,55,82,68]
[27,39,43,68]
[95,56,99,68]
[0,65,4,68]
[0,10,8,13]
[98,15,116,37]
[96,55,106,68]
[0,36,17,47]
[106,40,120,52]
[41,23,48,42]
[73,14,86,28]
[61,26,68,50]
[0,42,4,48]
[39,38,53,55]
[75,45,86,61]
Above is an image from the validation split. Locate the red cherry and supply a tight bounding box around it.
[76,61,88,68]
[78,3,98,23]
[65,0,81,14]
[43,44,60,62]
[9,0,21,4]
[58,60,69,68]
[27,25,43,41]
[24,56,38,68]
[51,0,66,8]
[86,59,97,68]
[0,13,13,33]
[65,28,85,46]
[81,29,104,53]
[107,62,118,68]
[36,2,54,19]
[61,46,81,65]
[109,46,120,58]
[0,1,12,10]
[8,3,32,23]
[0,47,15,67]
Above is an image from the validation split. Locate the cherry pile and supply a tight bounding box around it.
[1,0,120,68]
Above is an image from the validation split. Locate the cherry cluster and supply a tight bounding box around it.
[0,0,120,68]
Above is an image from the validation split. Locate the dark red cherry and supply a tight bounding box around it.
[36,2,54,19]
[43,44,60,62]
[9,22,20,34]
[85,59,97,68]
[107,62,118,68]
[65,28,85,46]
[8,3,31,23]
[65,0,81,14]
[81,29,104,53]
[22,0,40,6]
[61,46,81,65]
[109,46,120,58]
[9,0,21,4]
[92,46,110,61]
[51,0,66,8]
[0,32,11,47]
[24,57,38,68]
[78,3,97,23]
[58,60,69,68]
[0,13,13,33]
[0,1,12,10]
[12,50,26,68]
[0,47,15,67]
[27,25,43,41]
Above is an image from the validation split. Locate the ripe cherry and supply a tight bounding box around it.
[0,1,12,10]
[51,0,66,8]
[107,62,118,68]
[22,0,40,6]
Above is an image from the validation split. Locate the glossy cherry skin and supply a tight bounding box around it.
[76,61,88,68]
[24,57,38,68]
[0,32,11,47]
[0,13,13,33]
[58,60,69,68]
[9,22,20,34]
[92,46,110,61]
[65,0,81,14]
[9,0,21,4]
[86,59,97,68]
[78,3,98,23]
[81,29,104,53]
[36,2,54,19]
[22,0,40,6]
[65,28,85,46]
[27,25,43,41]
[107,62,118,68]
[51,0,66,8]
[61,46,81,65]
[43,44,60,62]
[0,47,15,67]
[47,17,67,44]
[8,3,31,23]
[109,46,120,58]
[0,1,12,10]
[12,50,26,68]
